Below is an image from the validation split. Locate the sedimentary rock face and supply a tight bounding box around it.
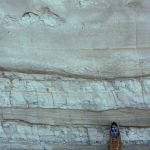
[0,0,150,149]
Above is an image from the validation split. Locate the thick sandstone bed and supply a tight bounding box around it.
[0,0,150,149]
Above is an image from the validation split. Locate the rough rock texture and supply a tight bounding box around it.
[0,0,150,149]
[0,72,149,150]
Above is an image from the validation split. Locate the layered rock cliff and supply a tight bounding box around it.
[0,0,150,149]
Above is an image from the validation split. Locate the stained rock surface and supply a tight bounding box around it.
[0,0,150,149]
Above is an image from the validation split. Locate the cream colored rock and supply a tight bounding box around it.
[0,71,150,110]
[0,121,149,148]
[0,0,150,149]
[0,0,150,79]
[0,71,149,149]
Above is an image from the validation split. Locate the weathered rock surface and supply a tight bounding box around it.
[1,72,150,110]
[0,0,150,149]
[0,0,150,79]
[0,71,149,149]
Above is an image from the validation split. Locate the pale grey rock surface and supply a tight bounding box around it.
[0,71,149,150]
[0,72,150,110]
[0,0,150,149]
[0,0,150,79]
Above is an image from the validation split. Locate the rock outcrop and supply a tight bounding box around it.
[0,0,150,149]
